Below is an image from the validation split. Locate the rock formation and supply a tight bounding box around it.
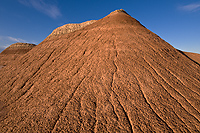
[0,9,199,132]
[47,20,97,38]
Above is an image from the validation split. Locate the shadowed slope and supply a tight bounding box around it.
[182,51,200,65]
[0,10,200,132]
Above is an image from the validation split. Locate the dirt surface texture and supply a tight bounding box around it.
[0,9,200,132]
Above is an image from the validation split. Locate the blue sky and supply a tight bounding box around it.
[0,0,200,53]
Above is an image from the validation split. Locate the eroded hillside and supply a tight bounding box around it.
[0,9,199,132]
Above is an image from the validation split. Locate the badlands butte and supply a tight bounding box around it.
[0,9,200,132]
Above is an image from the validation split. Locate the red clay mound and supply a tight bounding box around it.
[0,9,199,132]
[1,42,36,55]
[0,42,36,66]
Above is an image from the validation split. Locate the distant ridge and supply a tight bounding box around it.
[1,42,36,54]
[0,42,36,66]
[0,9,199,132]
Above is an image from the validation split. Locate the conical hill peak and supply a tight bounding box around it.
[109,9,129,15]
[47,9,140,39]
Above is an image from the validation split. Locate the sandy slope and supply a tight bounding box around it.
[0,10,199,132]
